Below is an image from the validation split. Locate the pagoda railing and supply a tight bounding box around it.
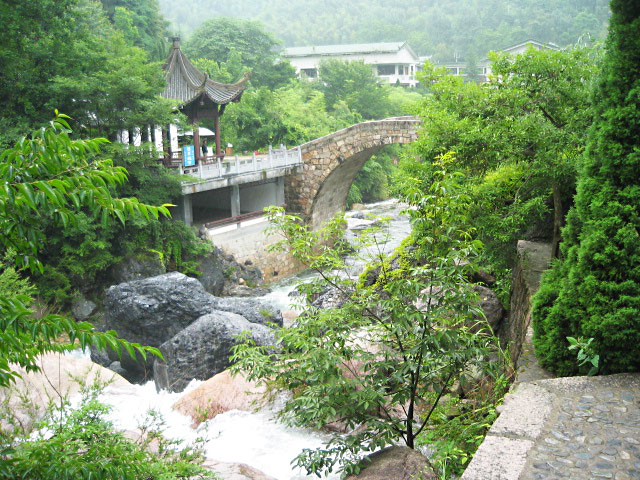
[163,145,302,181]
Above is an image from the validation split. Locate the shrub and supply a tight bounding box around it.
[532,0,640,374]
[1,384,216,479]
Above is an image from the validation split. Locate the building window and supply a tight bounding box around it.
[301,68,317,78]
[377,64,396,76]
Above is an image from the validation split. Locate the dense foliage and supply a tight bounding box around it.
[0,115,168,387]
[233,155,508,476]
[184,17,296,89]
[532,0,640,375]
[398,46,599,299]
[100,0,168,59]
[0,0,174,147]
[159,0,609,60]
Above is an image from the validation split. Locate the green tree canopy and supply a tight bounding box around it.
[0,0,174,146]
[100,0,168,59]
[158,0,610,61]
[233,155,506,476]
[184,17,296,89]
[315,59,393,120]
[400,46,599,280]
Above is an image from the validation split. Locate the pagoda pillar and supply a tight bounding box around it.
[193,123,201,165]
[213,104,222,159]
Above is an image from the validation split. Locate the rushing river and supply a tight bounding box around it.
[96,199,411,480]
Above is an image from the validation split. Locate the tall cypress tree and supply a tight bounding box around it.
[532,0,640,374]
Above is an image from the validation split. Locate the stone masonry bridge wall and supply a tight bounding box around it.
[285,117,420,230]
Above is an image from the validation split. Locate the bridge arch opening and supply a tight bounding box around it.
[309,146,386,230]
[286,117,419,230]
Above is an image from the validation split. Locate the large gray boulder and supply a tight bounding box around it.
[71,295,97,321]
[195,253,226,296]
[96,272,280,384]
[473,284,505,335]
[214,297,283,327]
[154,311,275,392]
[102,272,218,347]
[95,272,218,382]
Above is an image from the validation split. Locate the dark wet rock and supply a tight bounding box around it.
[223,285,272,298]
[195,253,226,296]
[474,284,505,334]
[101,272,218,347]
[214,297,283,327]
[71,296,97,321]
[110,254,165,284]
[95,272,281,383]
[154,311,275,392]
[345,446,436,480]
[311,286,350,309]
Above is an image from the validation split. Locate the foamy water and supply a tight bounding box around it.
[94,378,339,480]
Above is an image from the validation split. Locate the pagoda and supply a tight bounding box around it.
[161,37,250,162]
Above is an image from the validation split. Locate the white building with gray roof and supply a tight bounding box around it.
[282,42,420,87]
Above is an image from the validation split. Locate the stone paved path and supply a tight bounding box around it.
[461,321,640,480]
[523,376,640,480]
[462,372,640,480]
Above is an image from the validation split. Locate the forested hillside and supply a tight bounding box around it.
[158,0,610,60]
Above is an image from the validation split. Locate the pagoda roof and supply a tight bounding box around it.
[161,42,250,106]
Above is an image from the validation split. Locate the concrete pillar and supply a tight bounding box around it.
[276,176,285,207]
[169,124,179,153]
[178,194,193,226]
[231,185,241,217]
[154,126,163,156]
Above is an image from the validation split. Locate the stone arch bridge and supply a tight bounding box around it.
[285,116,420,230]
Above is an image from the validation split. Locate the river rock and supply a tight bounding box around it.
[195,253,226,296]
[95,272,219,381]
[102,272,218,347]
[473,284,505,334]
[0,352,133,433]
[172,370,266,426]
[214,297,283,327]
[110,253,165,284]
[345,446,437,480]
[154,311,275,392]
[71,295,97,321]
[202,459,276,480]
[281,310,299,327]
[223,284,272,297]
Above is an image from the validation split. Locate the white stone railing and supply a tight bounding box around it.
[178,145,302,181]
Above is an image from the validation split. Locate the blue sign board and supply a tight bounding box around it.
[183,145,195,167]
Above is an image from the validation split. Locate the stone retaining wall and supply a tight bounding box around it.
[499,240,553,365]
[205,222,305,282]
